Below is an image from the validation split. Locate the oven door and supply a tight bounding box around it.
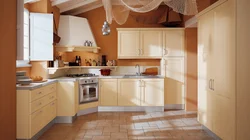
[79,83,98,104]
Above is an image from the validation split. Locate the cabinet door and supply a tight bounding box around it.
[44,100,57,126]
[197,10,214,128]
[212,2,235,139]
[163,29,184,57]
[30,108,44,137]
[118,31,140,59]
[140,31,163,58]
[163,58,185,105]
[30,13,53,61]
[57,82,78,116]
[118,79,140,106]
[141,79,164,106]
[99,79,118,106]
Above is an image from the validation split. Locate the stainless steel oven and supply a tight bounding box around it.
[79,78,98,104]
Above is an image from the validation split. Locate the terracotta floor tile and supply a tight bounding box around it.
[38,111,215,140]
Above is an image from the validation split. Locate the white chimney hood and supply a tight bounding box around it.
[56,15,100,53]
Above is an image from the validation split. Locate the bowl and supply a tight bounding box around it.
[100,69,112,76]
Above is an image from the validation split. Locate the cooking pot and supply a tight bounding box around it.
[100,69,111,76]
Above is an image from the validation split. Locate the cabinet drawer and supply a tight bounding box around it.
[45,92,56,105]
[30,108,44,137]
[30,92,56,114]
[30,88,45,102]
[30,96,46,114]
[44,83,56,94]
[44,100,57,125]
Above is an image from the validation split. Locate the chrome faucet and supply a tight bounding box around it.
[135,64,141,76]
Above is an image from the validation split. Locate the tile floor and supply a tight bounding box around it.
[39,110,214,140]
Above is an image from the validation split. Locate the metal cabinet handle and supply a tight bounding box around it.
[140,49,143,55]
[209,79,212,89]
[138,49,141,55]
[212,79,215,91]
[38,92,42,94]
[164,48,168,55]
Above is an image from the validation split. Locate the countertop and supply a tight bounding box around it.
[16,79,57,90]
[16,75,164,90]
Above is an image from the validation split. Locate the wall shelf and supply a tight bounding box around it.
[55,46,101,53]
[47,66,117,70]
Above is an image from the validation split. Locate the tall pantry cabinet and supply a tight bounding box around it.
[197,0,250,139]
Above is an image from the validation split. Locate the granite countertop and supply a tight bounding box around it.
[16,79,57,90]
[98,75,164,79]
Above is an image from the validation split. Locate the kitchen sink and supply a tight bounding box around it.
[123,74,162,78]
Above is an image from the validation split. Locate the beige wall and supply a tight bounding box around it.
[185,28,198,111]
[0,0,17,139]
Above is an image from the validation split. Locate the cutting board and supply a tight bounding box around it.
[142,67,158,75]
[32,79,48,83]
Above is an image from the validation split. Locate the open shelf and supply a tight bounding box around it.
[55,46,101,53]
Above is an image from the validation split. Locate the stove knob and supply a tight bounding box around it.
[85,81,87,83]
[91,80,94,82]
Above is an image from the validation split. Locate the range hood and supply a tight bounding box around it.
[56,15,100,53]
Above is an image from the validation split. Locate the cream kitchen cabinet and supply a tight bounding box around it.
[16,83,57,139]
[118,79,141,106]
[99,79,118,106]
[196,0,250,139]
[140,79,164,106]
[117,31,140,58]
[161,57,185,105]
[117,28,163,59]
[163,29,184,57]
[57,81,79,116]
[117,79,164,106]
[140,31,163,57]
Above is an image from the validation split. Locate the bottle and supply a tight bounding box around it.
[78,56,81,66]
[75,56,79,65]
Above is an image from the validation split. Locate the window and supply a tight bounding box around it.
[17,0,31,67]
[23,8,30,61]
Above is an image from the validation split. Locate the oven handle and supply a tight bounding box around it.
[80,84,98,89]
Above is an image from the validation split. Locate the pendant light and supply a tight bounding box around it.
[102,21,111,36]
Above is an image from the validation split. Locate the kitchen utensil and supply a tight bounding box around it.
[100,69,111,76]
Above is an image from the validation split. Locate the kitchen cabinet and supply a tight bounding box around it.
[57,81,79,116]
[163,29,184,57]
[161,57,185,105]
[117,79,164,106]
[99,79,118,106]
[117,28,184,59]
[117,28,164,59]
[16,83,57,139]
[117,31,140,58]
[140,31,163,57]
[140,79,164,106]
[118,79,141,106]
[197,0,241,139]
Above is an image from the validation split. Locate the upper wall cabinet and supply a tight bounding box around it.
[30,13,53,61]
[163,29,185,57]
[117,28,184,59]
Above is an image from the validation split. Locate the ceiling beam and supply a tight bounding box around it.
[51,0,70,6]
[70,3,103,15]
[60,0,99,13]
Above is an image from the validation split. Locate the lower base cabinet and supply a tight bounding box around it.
[99,79,118,106]
[117,79,164,106]
[16,83,57,139]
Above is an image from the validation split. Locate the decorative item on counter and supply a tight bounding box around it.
[85,59,91,66]
[100,69,111,76]
[106,60,112,66]
[78,56,82,66]
[112,60,116,66]
[54,55,64,68]
[101,55,107,66]
[92,60,97,66]
[48,61,54,67]
[97,60,101,66]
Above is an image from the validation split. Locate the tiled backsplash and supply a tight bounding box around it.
[47,66,161,78]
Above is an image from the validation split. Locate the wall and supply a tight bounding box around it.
[185,28,198,111]
[63,6,167,66]
[0,0,17,139]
